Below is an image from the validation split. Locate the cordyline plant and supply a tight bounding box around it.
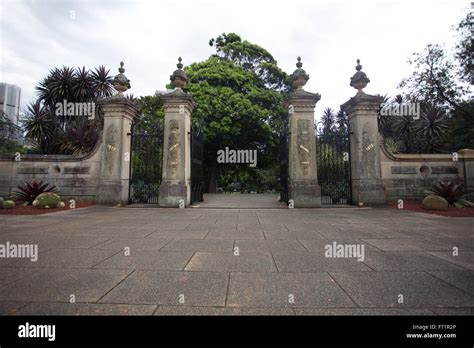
[425,180,474,208]
[12,180,59,205]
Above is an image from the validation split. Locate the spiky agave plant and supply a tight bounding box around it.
[12,180,59,205]
[425,180,474,207]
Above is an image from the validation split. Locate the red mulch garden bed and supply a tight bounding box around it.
[387,200,474,217]
[0,201,95,215]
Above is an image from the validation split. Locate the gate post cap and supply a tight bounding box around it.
[170,57,188,90]
[290,56,310,89]
[112,61,131,95]
[350,59,370,92]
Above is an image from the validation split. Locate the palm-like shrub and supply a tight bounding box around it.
[384,137,399,155]
[417,104,451,153]
[23,102,55,154]
[12,181,59,205]
[318,107,336,135]
[426,180,473,207]
[378,95,452,154]
[23,65,114,155]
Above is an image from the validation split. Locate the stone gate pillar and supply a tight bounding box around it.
[158,58,196,207]
[341,59,386,205]
[96,62,140,204]
[284,57,321,207]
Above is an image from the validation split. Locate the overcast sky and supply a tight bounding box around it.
[0,0,469,123]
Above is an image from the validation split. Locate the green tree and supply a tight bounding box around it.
[454,11,473,84]
[0,111,25,154]
[134,95,165,130]
[318,107,336,135]
[450,100,474,150]
[398,44,469,113]
[335,108,349,134]
[185,34,289,192]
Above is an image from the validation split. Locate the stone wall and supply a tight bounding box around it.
[0,141,103,201]
[380,145,474,202]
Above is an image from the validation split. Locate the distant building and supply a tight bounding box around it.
[0,83,21,125]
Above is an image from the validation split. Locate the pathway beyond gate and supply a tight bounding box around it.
[190,193,287,209]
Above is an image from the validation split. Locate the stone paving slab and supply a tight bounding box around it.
[263,229,325,240]
[362,251,467,271]
[426,237,474,251]
[0,235,109,250]
[0,269,132,302]
[0,267,38,286]
[153,306,294,315]
[293,308,436,315]
[146,229,208,239]
[317,228,388,240]
[206,229,264,240]
[92,238,171,251]
[184,251,277,272]
[426,251,474,270]
[272,252,373,272]
[329,271,474,308]
[234,240,306,253]
[227,272,355,308]
[100,271,228,306]
[427,271,474,295]
[44,227,153,238]
[362,238,450,251]
[161,239,233,252]
[93,251,193,271]
[3,248,118,269]
[430,308,474,315]
[298,239,380,253]
[0,301,30,315]
[14,302,157,315]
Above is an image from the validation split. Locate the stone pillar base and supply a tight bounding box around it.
[289,180,321,207]
[158,180,190,207]
[96,180,128,205]
[352,179,386,206]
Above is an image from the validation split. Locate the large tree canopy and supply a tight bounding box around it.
[389,8,473,153]
[176,33,289,192]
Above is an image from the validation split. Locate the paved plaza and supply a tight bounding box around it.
[0,196,473,316]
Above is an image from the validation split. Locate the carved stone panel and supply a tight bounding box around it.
[167,120,180,179]
[297,119,311,175]
[431,166,458,174]
[391,166,417,174]
[104,124,118,175]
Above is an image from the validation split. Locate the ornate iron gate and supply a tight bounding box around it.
[128,119,164,204]
[279,116,289,203]
[316,133,352,205]
[191,126,205,204]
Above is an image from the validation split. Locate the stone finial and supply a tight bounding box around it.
[290,56,310,89]
[350,59,370,92]
[112,61,131,95]
[170,57,188,90]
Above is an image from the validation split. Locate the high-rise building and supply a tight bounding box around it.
[0,83,21,125]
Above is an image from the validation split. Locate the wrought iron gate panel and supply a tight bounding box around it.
[191,127,205,204]
[128,119,164,204]
[316,133,351,205]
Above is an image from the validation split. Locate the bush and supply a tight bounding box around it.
[0,197,3,209]
[33,192,61,209]
[12,181,58,205]
[3,200,15,209]
[425,180,473,207]
[422,194,448,211]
